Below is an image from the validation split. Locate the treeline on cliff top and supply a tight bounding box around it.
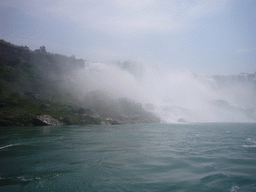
[0,39,85,99]
[0,39,160,126]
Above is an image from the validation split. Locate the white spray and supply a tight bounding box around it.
[67,60,256,123]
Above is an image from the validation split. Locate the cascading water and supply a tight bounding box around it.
[69,60,256,123]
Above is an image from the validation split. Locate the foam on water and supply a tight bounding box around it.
[243,145,256,148]
[243,137,256,148]
[0,144,19,150]
[246,138,256,143]
[230,185,239,192]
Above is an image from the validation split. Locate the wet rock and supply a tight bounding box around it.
[33,115,64,126]
[102,118,121,125]
[178,118,186,123]
[63,117,75,125]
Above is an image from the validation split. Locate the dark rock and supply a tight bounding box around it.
[110,120,121,125]
[102,118,121,125]
[178,118,186,123]
[63,117,75,125]
[33,115,63,126]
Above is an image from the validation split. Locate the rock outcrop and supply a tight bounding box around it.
[33,115,64,126]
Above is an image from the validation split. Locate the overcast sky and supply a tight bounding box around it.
[0,0,255,75]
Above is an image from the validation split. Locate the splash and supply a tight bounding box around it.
[68,60,256,123]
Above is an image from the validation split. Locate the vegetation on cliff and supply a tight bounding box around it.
[0,92,103,126]
[0,39,160,126]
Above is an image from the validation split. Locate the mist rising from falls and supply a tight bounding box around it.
[69,60,256,123]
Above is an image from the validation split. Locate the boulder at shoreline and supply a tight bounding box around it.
[34,115,64,126]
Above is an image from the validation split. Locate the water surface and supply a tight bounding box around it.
[0,123,256,191]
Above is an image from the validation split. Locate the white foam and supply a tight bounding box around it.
[68,60,256,123]
[242,145,256,148]
[230,185,239,192]
[0,144,19,150]
[246,138,256,144]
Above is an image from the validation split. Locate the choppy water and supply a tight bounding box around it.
[0,123,256,192]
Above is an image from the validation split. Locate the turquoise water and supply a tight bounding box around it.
[0,123,256,192]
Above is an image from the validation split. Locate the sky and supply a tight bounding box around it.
[0,0,255,75]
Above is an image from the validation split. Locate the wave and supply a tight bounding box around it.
[246,138,256,144]
[230,185,239,192]
[0,144,19,150]
[243,145,256,148]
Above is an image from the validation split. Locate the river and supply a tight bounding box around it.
[0,123,256,191]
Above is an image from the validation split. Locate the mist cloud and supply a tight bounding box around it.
[62,60,256,123]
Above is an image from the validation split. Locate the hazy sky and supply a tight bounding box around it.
[0,0,255,75]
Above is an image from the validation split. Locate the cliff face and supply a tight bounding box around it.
[0,40,86,99]
[0,40,160,126]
